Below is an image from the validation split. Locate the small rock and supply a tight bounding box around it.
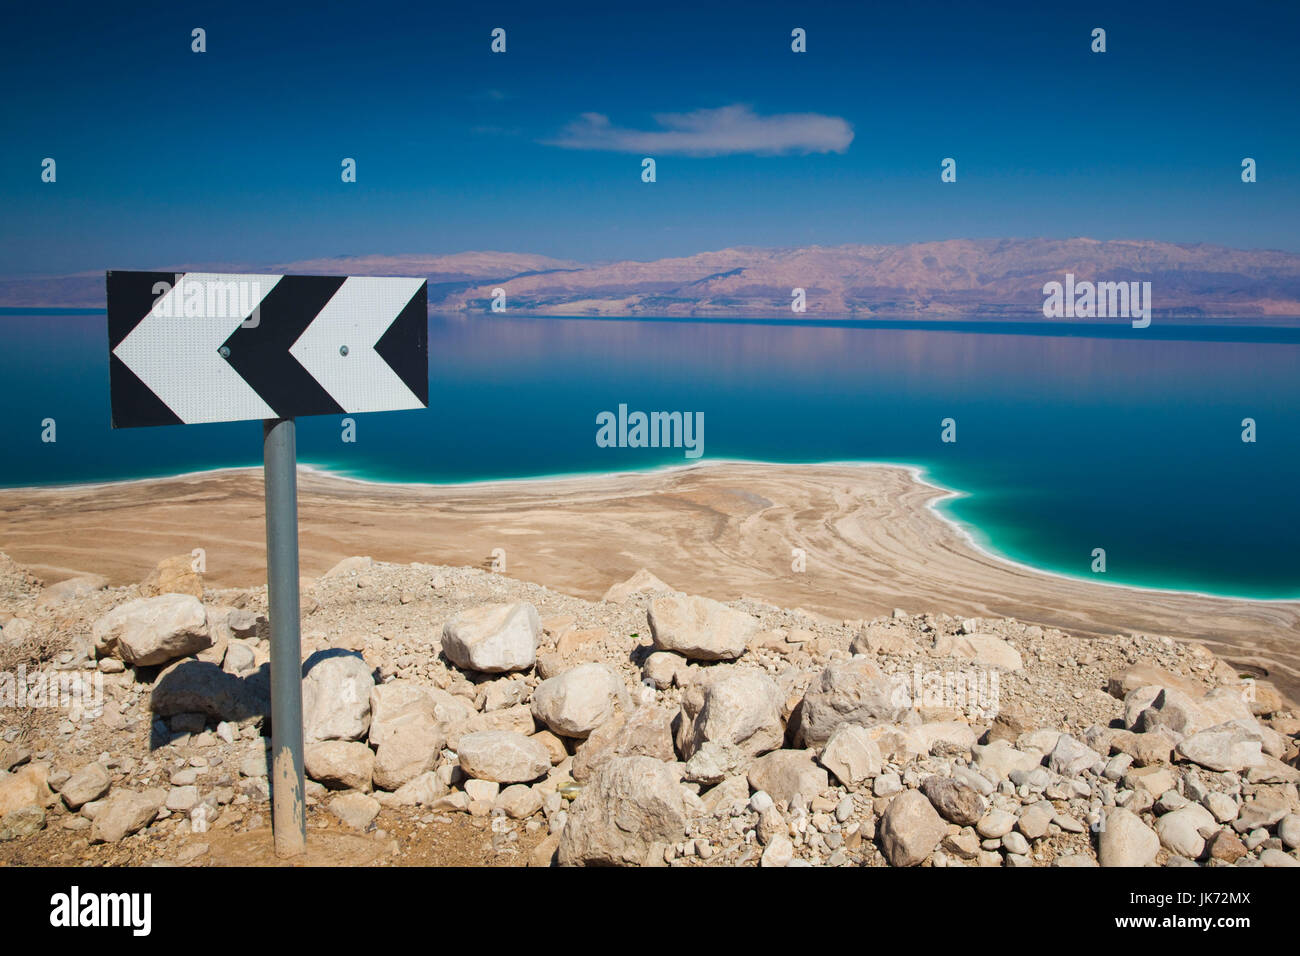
[1175,723,1264,773]
[457,731,550,784]
[976,809,1016,839]
[496,784,543,819]
[329,792,380,830]
[301,651,374,743]
[91,789,166,843]
[304,740,375,792]
[921,775,985,826]
[1098,807,1159,867]
[878,790,947,867]
[441,602,539,674]
[819,725,882,787]
[647,594,755,661]
[93,594,212,666]
[0,805,45,841]
[746,750,829,806]
[1155,804,1216,859]
[58,762,111,810]
[531,663,628,739]
[760,835,795,867]
[557,756,687,867]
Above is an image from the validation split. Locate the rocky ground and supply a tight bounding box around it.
[0,550,1297,868]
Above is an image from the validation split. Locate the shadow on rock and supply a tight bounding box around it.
[149,658,271,746]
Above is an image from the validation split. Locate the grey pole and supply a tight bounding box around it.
[263,417,306,858]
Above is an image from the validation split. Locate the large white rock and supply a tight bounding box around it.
[92,594,212,666]
[1138,686,1256,737]
[390,771,448,807]
[1279,814,1300,851]
[850,622,914,656]
[0,764,52,817]
[531,663,628,739]
[329,791,380,830]
[1047,734,1103,777]
[1175,721,1265,772]
[971,739,1043,780]
[443,704,535,750]
[441,603,539,673]
[301,651,374,743]
[1259,848,1300,867]
[496,784,544,820]
[304,740,374,792]
[373,722,443,792]
[746,750,829,806]
[642,651,690,690]
[678,670,783,761]
[90,789,166,843]
[647,594,755,661]
[1098,807,1159,867]
[368,682,466,747]
[457,730,550,783]
[865,723,929,764]
[58,762,111,810]
[933,632,1024,672]
[1156,804,1216,859]
[760,835,795,867]
[878,789,947,867]
[572,705,676,783]
[682,740,748,785]
[819,725,882,786]
[794,659,911,747]
[557,756,687,866]
[1122,685,1165,730]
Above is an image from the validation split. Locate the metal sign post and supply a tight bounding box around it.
[263,417,305,856]
[106,270,428,859]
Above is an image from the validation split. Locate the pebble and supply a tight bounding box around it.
[761,836,795,867]
[976,809,1016,839]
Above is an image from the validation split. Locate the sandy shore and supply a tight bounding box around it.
[2,461,1297,698]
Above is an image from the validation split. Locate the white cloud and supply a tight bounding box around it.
[544,104,854,156]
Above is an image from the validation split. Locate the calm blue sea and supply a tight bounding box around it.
[2,310,1298,600]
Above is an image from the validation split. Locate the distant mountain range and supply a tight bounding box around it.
[7,240,1300,319]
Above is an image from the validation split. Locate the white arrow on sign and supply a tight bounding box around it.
[289,276,425,414]
[112,273,285,424]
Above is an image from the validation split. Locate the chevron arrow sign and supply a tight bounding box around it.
[106,271,428,428]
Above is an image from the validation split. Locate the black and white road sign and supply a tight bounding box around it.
[107,271,428,428]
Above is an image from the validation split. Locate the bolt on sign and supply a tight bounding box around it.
[106,271,428,427]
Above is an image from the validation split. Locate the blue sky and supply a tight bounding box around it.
[2,0,1298,276]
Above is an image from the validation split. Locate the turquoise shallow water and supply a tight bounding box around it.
[2,310,1298,600]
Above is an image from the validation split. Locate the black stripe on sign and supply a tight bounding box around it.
[106,271,186,428]
[221,275,347,419]
[374,281,429,406]
[107,270,178,350]
[109,353,184,428]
